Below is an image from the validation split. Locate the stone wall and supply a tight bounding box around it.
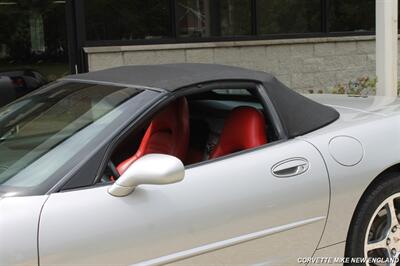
[84,36,378,92]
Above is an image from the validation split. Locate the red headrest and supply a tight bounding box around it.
[117,97,189,174]
[210,106,267,159]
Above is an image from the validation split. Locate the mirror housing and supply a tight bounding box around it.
[108,154,185,197]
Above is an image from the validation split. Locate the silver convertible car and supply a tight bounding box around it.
[1,64,400,266]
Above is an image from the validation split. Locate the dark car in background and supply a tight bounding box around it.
[0,69,47,107]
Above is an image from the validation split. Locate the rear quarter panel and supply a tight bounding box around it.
[299,110,400,248]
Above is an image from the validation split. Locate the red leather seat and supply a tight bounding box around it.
[117,97,189,174]
[210,106,267,159]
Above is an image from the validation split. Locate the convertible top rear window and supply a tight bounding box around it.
[0,82,141,189]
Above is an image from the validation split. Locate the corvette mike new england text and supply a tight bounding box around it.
[297,257,400,264]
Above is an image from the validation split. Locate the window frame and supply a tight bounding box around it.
[87,80,288,188]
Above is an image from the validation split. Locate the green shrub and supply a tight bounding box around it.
[309,75,400,96]
[329,75,377,96]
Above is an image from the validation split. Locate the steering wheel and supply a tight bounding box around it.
[107,161,120,182]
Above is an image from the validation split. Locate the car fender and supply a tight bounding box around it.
[0,195,48,266]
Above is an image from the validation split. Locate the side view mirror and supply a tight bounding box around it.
[108,154,185,197]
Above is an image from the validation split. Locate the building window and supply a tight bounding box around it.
[219,0,251,36]
[256,0,321,35]
[84,0,172,41]
[0,0,69,81]
[176,0,251,38]
[329,0,375,32]
[176,0,210,37]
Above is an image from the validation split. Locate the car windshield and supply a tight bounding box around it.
[0,82,141,189]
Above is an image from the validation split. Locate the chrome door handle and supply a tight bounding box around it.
[271,158,309,178]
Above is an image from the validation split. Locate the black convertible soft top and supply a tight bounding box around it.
[66,63,339,138]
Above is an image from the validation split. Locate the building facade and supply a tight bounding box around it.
[0,0,388,92]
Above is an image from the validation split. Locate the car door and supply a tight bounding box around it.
[38,139,329,266]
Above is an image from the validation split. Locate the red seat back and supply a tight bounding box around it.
[117,97,189,174]
[210,106,267,159]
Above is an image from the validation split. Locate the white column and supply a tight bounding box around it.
[376,0,398,96]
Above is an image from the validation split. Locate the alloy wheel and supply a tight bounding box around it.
[364,193,400,266]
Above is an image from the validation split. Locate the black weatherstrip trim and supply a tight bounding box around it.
[256,83,288,140]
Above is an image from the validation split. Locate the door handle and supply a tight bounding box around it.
[271,158,309,178]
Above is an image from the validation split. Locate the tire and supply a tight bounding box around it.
[345,173,400,266]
